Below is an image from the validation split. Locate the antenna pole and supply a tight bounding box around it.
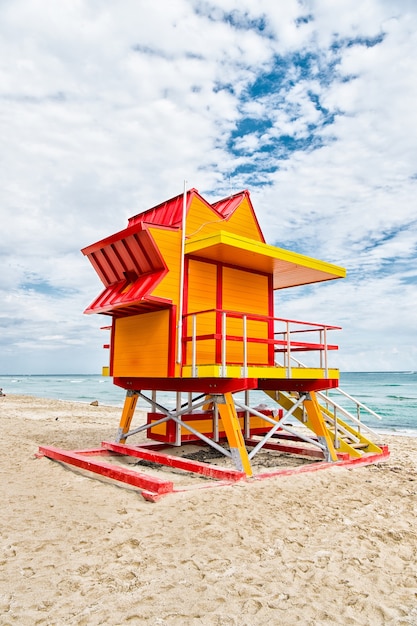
[177,180,187,365]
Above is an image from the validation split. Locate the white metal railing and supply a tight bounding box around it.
[274,317,339,379]
[318,389,381,435]
[287,354,383,440]
[183,309,340,378]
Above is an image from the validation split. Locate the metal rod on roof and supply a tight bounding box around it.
[176,180,187,365]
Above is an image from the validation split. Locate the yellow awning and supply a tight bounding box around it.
[185,231,346,289]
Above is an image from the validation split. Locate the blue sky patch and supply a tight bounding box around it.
[221,50,343,185]
[191,2,269,35]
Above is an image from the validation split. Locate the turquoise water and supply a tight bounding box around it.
[0,374,126,407]
[335,371,417,435]
[1,371,416,435]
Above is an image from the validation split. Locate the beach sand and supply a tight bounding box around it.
[1,395,416,625]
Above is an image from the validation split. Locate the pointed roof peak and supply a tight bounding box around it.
[125,189,266,239]
[211,189,250,218]
[128,188,253,229]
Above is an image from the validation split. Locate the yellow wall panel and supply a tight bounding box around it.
[149,413,272,441]
[113,310,170,377]
[223,321,269,364]
[185,317,216,364]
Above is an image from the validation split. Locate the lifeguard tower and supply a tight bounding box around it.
[39,187,389,499]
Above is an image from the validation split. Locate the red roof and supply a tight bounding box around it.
[82,226,170,315]
[128,188,201,228]
[82,228,165,287]
[126,189,264,242]
[212,190,248,218]
[82,188,265,315]
[83,272,171,317]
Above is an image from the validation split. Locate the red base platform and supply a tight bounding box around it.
[37,440,390,502]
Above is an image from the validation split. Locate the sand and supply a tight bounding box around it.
[0,394,416,625]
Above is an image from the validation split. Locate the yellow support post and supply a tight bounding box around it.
[217,393,253,477]
[116,391,139,444]
[304,391,338,462]
[202,395,214,411]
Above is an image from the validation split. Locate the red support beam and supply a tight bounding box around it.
[38,445,174,495]
[114,376,259,393]
[257,379,340,392]
[245,438,325,459]
[101,441,246,482]
[37,443,390,501]
[252,447,390,480]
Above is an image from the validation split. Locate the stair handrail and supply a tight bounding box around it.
[287,354,384,433]
[326,387,382,420]
[316,392,380,437]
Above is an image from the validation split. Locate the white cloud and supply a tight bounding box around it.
[1,0,416,373]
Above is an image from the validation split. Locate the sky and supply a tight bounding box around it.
[1,0,417,374]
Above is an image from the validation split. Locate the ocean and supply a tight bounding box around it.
[1,371,416,436]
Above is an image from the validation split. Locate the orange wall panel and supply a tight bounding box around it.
[186,259,217,364]
[185,197,220,240]
[222,267,269,365]
[113,310,170,377]
[225,197,264,241]
[147,228,182,305]
[186,196,264,242]
[187,259,217,313]
[222,267,269,315]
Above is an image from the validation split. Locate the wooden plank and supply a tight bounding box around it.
[254,447,390,480]
[38,446,174,494]
[245,438,325,459]
[113,376,259,393]
[113,310,170,378]
[101,441,246,482]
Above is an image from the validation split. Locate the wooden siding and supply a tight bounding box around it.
[113,310,170,377]
[224,196,264,241]
[185,196,221,240]
[186,196,264,242]
[222,267,269,364]
[222,267,269,315]
[186,259,217,364]
[147,228,182,305]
